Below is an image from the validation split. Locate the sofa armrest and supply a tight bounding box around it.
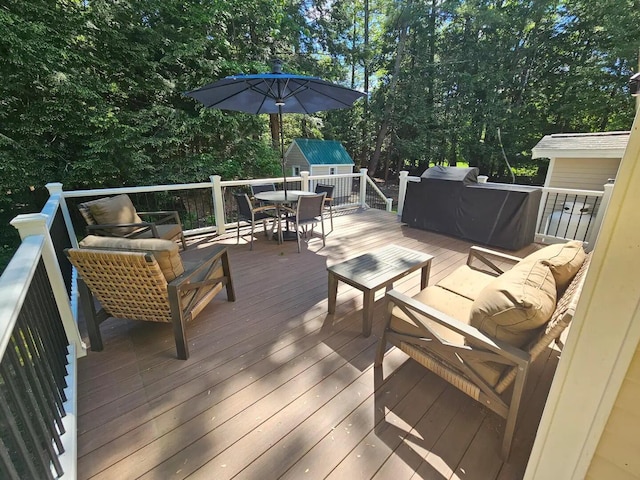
[385,288,529,366]
[467,246,523,275]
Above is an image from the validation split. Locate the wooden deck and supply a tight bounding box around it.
[76,208,559,480]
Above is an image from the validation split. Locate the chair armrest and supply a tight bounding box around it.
[386,289,529,366]
[169,246,229,288]
[137,211,182,225]
[280,206,296,215]
[86,222,155,236]
[466,246,523,275]
[253,205,278,215]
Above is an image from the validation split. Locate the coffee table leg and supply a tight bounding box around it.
[328,273,338,314]
[362,289,374,337]
[421,261,431,290]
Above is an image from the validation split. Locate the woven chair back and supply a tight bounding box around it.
[296,193,326,224]
[234,193,254,221]
[250,183,276,195]
[314,184,334,198]
[67,249,172,323]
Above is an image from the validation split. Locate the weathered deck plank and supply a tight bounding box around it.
[75,208,557,479]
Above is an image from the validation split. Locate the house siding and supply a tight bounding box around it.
[586,342,640,480]
[548,157,621,191]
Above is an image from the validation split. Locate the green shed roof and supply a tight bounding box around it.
[293,139,354,165]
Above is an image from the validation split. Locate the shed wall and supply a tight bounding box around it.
[285,145,309,175]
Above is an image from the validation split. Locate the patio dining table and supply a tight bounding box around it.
[254,190,315,243]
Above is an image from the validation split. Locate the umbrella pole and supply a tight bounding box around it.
[278,105,287,199]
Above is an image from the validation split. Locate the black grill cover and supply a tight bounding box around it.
[402,167,542,250]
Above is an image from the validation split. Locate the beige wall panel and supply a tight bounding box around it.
[586,347,640,479]
[548,157,621,191]
[586,456,639,480]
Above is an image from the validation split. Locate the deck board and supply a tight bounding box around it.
[76,208,558,479]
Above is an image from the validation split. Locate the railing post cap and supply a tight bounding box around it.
[45,183,64,193]
[10,213,49,238]
[399,171,409,177]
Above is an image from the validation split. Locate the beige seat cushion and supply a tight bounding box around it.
[86,195,143,235]
[520,240,586,292]
[470,260,557,348]
[436,265,498,301]
[390,285,505,386]
[79,235,184,281]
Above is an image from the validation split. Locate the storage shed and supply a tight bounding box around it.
[531,131,629,191]
[284,138,355,177]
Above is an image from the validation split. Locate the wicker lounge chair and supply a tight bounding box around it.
[375,242,591,458]
[66,236,235,359]
[78,194,187,249]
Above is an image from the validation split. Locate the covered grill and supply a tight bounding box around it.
[401,166,542,250]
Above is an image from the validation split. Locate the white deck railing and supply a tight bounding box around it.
[0,193,86,479]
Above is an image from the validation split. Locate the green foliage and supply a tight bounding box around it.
[1,0,638,271]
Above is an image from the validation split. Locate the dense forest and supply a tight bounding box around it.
[1,0,639,263]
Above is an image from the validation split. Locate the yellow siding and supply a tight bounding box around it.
[586,343,640,479]
[548,157,621,191]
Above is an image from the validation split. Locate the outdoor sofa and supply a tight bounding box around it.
[376,240,590,458]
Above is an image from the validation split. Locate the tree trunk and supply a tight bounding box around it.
[368,5,410,177]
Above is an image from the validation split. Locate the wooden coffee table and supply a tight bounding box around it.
[327,244,433,336]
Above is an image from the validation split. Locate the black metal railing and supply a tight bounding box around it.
[537,191,603,242]
[64,186,216,237]
[49,208,73,295]
[0,260,70,480]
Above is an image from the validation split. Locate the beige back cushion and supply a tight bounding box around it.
[86,195,143,235]
[79,235,184,281]
[520,240,586,292]
[470,260,557,347]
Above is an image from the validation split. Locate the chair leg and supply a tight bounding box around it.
[168,287,189,360]
[328,203,333,230]
[179,232,188,250]
[237,220,241,245]
[296,222,301,253]
[320,217,325,246]
[221,249,236,302]
[78,279,104,351]
[249,221,255,250]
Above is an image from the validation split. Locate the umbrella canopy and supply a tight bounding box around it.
[185,62,365,195]
[185,72,366,115]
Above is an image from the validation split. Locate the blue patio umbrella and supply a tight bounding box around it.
[185,61,365,196]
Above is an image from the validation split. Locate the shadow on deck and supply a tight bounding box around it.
[75,208,554,480]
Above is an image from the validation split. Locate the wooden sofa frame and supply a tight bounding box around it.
[375,245,591,458]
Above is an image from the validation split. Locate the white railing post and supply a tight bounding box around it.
[210,175,226,234]
[46,182,79,248]
[386,198,393,212]
[301,171,310,192]
[359,168,368,208]
[10,213,87,357]
[586,182,615,251]
[398,171,409,217]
